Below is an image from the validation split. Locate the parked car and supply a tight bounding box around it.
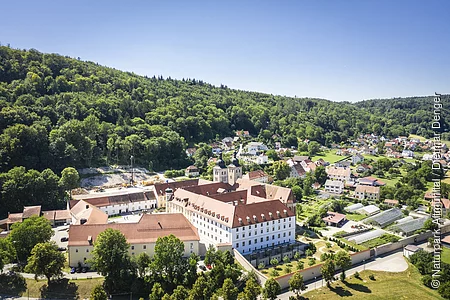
[76,267,82,273]
[60,237,69,242]
[81,267,87,273]
[199,265,207,271]
[70,267,76,274]
[57,247,67,251]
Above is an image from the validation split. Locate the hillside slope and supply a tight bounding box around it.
[0,46,448,174]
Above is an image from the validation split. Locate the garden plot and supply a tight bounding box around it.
[347,229,385,245]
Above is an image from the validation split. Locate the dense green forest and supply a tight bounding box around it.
[0,46,448,217]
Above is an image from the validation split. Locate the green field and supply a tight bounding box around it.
[302,265,443,299]
[10,278,105,299]
[297,198,334,221]
[442,247,450,265]
[312,150,348,164]
[346,213,367,222]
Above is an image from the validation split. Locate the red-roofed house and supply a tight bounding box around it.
[322,211,347,227]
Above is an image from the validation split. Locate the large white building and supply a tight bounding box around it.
[166,181,296,255]
[72,188,157,216]
[68,213,199,267]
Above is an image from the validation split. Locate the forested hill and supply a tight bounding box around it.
[0,46,448,174]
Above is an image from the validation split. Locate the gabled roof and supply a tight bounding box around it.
[70,200,108,225]
[355,185,380,194]
[22,206,41,218]
[68,213,199,247]
[246,170,269,180]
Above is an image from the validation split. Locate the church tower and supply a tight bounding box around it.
[213,153,228,183]
[227,151,242,185]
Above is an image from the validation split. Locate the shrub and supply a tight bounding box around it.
[297,261,304,270]
[258,263,265,270]
[270,269,279,277]
[270,258,279,266]
[354,271,360,279]
[283,255,290,264]
[369,274,375,280]
[285,266,292,274]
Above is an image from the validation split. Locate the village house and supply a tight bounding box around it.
[185,165,200,177]
[384,199,399,207]
[335,161,351,168]
[326,166,351,182]
[246,142,268,155]
[402,149,414,158]
[289,164,306,179]
[352,154,365,165]
[355,185,380,201]
[358,176,385,186]
[324,179,344,194]
[322,211,347,227]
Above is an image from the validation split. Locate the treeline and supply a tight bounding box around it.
[1,46,448,175]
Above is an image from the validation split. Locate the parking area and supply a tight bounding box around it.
[51,225,70,249]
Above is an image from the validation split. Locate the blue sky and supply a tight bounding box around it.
[1,0,449,101]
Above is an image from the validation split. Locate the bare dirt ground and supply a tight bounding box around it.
[78,166,163,188]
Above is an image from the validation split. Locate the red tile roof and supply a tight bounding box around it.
[68,213,199,246]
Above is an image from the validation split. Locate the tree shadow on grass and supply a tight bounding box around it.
[0,272,27,296]
[40,278,79,299]
[329,284,353,297]
[343,281,372,293]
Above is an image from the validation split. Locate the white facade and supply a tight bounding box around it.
[182,209,296,255]
[246,142,268,155]
[324,180,344,194]
[213,166,229,183]
[256,154,268,164]
[97,199,157,216]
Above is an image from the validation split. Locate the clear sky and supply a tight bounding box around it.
[1,0,449,102]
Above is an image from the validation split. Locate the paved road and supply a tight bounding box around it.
[276,250,408,299]
[3,264,103,280]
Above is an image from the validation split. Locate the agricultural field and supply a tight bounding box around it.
[302,265,443,299]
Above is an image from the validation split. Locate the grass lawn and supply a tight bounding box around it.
[359,234,400,249]
[24,278,104,299]
[346,213,367,222]
[312,150,349,164]
[443,171,450,184]
[442,247,450,265]
[302,265,443,299]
